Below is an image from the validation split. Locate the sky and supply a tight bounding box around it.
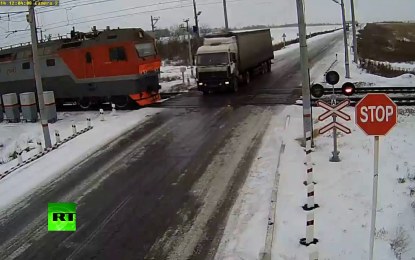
[0,0,415,47]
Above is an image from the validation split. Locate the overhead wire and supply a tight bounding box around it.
[1,0,249,43]
[40,0,191,29]
[42,0,246,31]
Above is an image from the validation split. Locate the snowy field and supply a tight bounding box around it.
[366,60,415,73]
[160,63,196,93]
[310,34,415,87]
[271,25,341,45]
[216,32,415,259]
[0,108,163,213]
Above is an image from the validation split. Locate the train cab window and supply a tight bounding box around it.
[85,52,92,63]
[109,47,127,61]
[0,53,15,63]
[46,59,55,67]
[135,43,156,58]
[22,62,30,70]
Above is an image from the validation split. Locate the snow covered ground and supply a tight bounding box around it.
[0,108,163,213]
[309,30,415,87]
[271,25,341,45]
[216,32,415,259]
[160,64,196,93]
[366,60,415,72]
[273,105,415,260]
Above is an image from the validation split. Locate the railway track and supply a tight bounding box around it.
[302,86,415,106]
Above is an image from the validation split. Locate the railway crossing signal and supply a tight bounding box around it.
[317,99,351,121]
[317,100,351,135]
[310,84,325,98]
[355,93,398,260]
[316,70,353,162]
[311,71,357,99]
[319,121,351,135]
[325,70,340,85]
[342,82,356,96]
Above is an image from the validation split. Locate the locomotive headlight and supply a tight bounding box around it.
[198,82,203,86]
[225,81,230,85]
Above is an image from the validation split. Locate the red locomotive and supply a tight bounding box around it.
[0,26,162,108]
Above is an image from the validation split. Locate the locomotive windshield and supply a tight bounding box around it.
[136,43,156,57]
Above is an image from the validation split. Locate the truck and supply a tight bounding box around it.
[195,29,274,94]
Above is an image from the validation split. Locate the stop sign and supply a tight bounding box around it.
[355,93,398,136]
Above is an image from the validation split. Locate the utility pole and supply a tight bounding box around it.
[296,2,319,259]
[350,0,358,63]
[151,15,159,33]
[296,0,313,147]
[28,2,52,148]
[192,0,200,38]
[184,19,193,68]
[223,0,229,32]
[340,0,350,78]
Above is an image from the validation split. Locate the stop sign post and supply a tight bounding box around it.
[355,93,398,260]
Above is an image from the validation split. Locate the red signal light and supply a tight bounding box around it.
[342,82,356,96]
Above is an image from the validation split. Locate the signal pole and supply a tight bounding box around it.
[340,0,350,78]
[184,19,193,67]
[350,0,358,63]
[28,2,52,148]
[192,0,200,38]
[296,0,313,146]
[151,15,160,32]
[223,0,229,32]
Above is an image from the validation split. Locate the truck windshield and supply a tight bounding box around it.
[197,53,229,66]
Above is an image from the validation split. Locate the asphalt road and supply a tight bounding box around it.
[0,32,343,260]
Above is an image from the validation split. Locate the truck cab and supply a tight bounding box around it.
[195,29,274,95]
[196,37,239,94]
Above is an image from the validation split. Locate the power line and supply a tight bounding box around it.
[3,0,116,21]
[42,0,244,31]
[1,0,248,42]
[41,0,192,28]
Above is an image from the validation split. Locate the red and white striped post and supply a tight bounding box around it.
[99,109,105,121]
[16,146,23,165]
[55,130,61,144]
[72,124,77,136]
[300,131,319,253]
